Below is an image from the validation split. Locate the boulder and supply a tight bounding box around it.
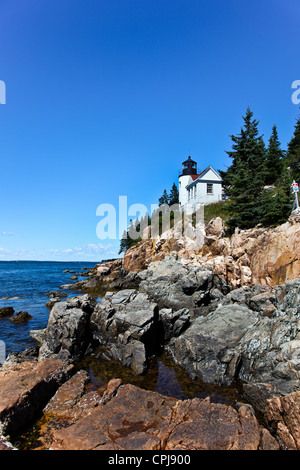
[96,265,111,276]
[38,295,96,362]
[242,382,279,414]
[205,217,225,238]
[0,359,74,436]
[43,370,95,420]
[264,390,300,450]
[90,289,159,375]
[0,434,16,450]
[6,346,39,363]
[23,371,103,450]
[123,239,154,272]
[30,329,46,347]
[9,311,32,324]
[237,281,300,395]
[167,304,258,385]
[0,307,14,318]
[159,308,190,342]
[46,291,68,298]
[45,297,61,309]
[139,254,214,314]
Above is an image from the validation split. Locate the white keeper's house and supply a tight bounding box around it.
[178,156,223,209]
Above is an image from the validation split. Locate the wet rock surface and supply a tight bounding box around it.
[0,307,15,318]
[38,295,96,362]
[167,278,300,399]
[0,359,74,437]
[0,435,16,450]
[9,311,32,324]
[0,359,294,450]
[90,289,159,375]
[43,379,278,451]
[167,304,258,386]
[264,390,300,450]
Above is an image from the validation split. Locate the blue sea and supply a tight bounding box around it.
[0,261,97,356]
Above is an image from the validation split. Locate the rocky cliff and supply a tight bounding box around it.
[121,212,300,288]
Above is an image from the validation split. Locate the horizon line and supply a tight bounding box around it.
[0,258,122,263]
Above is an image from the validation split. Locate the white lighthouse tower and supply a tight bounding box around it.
[178,156,198,207]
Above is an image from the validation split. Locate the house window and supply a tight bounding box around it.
[207,183,213,194]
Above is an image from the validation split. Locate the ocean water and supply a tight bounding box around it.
[0,261,97,355]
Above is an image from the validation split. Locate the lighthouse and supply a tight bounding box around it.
[178,156,198,206]
[178,156,223,209]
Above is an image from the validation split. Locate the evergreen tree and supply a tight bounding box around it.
[118,229,130,254]
[287,114,300,182]
[258,165,292,226]
[168,183,179,205]
[265,125,284,185]
[118,219,142,254]
[225,107,267,230]
[158,189,169,205]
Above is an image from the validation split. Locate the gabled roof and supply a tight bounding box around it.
[186,166,222,189]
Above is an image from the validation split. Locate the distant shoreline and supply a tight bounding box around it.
[0,258,121,263]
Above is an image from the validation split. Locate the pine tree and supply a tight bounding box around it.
[168,183,179,205]
[265,125,284,185]
[225,107,267,230]
[258,165,292,226]
[158,189,169,205]
[118,229,130,254]
[118,219,142,254]
[287,114,300,182]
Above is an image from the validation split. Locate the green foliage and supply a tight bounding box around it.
[258,161,293,226]
[158,183,179,206]
[118,183,179,254]
[169,183,180,205]
[265,125,285,185]
[225,108,268,230]
[118,219,143,255]
[158,189,169,205]
[203,200,232,224]
[287,114,300,182]
[220,108,300,232]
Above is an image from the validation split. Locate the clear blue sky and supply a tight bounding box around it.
[0,0,299,261]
